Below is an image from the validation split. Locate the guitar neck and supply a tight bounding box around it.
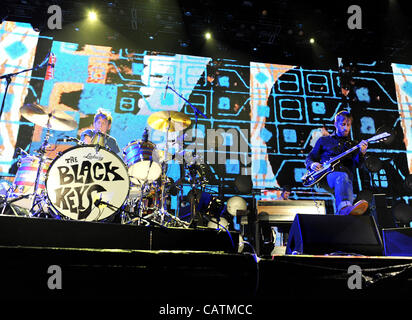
[328,144,360,163]
[327,135,375,164]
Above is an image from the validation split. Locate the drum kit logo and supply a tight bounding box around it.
[47,146,129,222]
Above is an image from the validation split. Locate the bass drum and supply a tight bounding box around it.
[46,145,130,222]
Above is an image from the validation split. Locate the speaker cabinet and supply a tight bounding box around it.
[371,194,396,232]
[286,214,383,256]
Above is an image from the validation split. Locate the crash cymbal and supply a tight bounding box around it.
[147,111,191,132]
[20,103,77,131]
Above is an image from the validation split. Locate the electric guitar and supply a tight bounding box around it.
[301,132,390,187]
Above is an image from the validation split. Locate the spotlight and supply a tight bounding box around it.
[88,10,98,21]
[227,196,247,216]
[205,32,212,40]
[309,38,315,44]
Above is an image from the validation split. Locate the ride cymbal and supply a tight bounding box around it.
[147,111,191,132]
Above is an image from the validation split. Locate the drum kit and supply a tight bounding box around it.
[0,102,221,229]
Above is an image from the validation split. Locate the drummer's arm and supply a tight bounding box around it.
[81,134,92,144]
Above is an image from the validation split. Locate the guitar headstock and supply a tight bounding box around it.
[368,132,391,143]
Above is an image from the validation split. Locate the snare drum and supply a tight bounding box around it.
[46,145,130,221]
[122,140,162,185]
[13,155,51,195]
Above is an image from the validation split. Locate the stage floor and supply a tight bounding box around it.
[0,214,412,308]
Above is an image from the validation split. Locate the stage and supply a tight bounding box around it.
[1,214,412,309]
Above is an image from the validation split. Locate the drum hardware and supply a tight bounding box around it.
[181,155,210,227]
[0,193,30,215]
[11,102,78,217]
[180,187,227,229]
[28,114,56,217]
[2,105,63,217]
[90,130,107,147]
[122,180,158,225]
[93,197,122,220]
[161,84,207,227]
[145,112,191,228]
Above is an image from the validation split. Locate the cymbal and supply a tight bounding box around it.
[20,103,77,131]
[147,111,191,132]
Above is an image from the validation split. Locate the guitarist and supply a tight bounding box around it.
[305,111,369,215]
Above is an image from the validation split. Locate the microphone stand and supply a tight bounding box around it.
[0,53,53,217]
[0,52,51,121]
[165,85,207,228]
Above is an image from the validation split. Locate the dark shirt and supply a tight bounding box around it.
[80,129,121,155]
[305,133,364,181]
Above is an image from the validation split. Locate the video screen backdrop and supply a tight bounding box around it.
[1,21,411,208]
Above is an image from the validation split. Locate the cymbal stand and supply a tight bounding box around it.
[29,117,52,217]
[0,54,51,215]
[159,115,171,223]
[155,117,189,228]
[165,85,207,228]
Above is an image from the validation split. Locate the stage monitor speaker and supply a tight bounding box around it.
[382,227,412,257]
[370,194,396,232]
[285,214,383,256]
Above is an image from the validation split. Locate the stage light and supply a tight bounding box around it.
[227,196,247,216]
[88,10,98,21]
[310,38,315,44]
[205,32,212,40]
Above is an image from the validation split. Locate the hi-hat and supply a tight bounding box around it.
[147,111,191,132]
[20,103,77,131]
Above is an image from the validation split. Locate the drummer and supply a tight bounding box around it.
[80,109,121,155]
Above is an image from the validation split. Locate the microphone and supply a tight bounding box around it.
[45,53,56,80]
[38,52,51,69]
[94,198,116,210]
[16,147,28,157]
[163,77,170,100]
[94,198,102,207]
[142,127,149,142]
[57,137,79,143]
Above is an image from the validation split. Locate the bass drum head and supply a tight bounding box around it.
[46,145,130,222]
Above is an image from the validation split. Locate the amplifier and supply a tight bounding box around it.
[257,200,326,222]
